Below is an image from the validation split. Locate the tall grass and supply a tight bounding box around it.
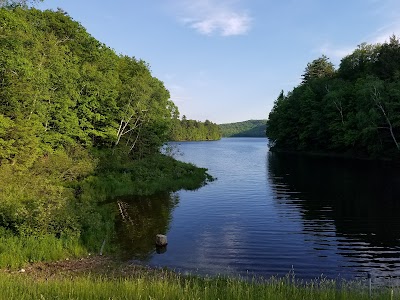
[0,271,397,300]
[86,152,214,198]
[0,233,86,269]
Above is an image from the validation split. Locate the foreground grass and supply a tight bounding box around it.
[0,233,86,269]
[0,267,397,300]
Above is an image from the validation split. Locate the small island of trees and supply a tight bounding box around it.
[266,36,400,160]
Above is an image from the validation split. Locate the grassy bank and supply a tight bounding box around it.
[0,151,213,269]
[0,263,397,300]
[0,233,86,269]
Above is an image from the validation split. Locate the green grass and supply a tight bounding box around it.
[0,270,397,300]
[89,152,214,197]
[0,233,86,269]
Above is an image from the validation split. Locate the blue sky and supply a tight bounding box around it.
[37,0,400,124]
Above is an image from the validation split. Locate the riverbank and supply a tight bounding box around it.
[1,255,397,300]
[0,152,213,269]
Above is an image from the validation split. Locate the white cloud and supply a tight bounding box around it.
[163,71,210,105]
[362,0,400,43]
[316,43,354,63]
[368,21,400,44]
[167,84,190,104]
[315,1,400,64]
[315,23,400,66]
[172,0,252,36]
[186,11,251,36]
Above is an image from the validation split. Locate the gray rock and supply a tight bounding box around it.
[155,234,168,246]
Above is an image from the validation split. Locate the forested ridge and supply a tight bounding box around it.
[170,116,221,141]
[219,120,266,137]
[266,36,400,160]
[0,5,212,267]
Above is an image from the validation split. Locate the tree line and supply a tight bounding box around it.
[266,36,400,160]
[170,116,221,141]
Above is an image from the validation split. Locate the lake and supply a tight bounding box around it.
[117,138,400,284]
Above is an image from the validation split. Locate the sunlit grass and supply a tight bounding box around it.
[0,270,397,300]
[0,234,86,269]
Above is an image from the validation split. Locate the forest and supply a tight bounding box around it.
[266,36,400,160]
[0,5,212,267]
[219,120,266,137]
[170,116,221,141]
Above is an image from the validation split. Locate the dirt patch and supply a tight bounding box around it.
[1,255,164,280]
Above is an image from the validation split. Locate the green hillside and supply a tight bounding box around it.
[219,120,267,137]
[170,117,221,141]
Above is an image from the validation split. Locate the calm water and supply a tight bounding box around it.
[117,138,400,283]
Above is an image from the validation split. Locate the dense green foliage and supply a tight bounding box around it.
[170,116,221,141]
[0,271,396,300]
[266,36,400,160]
[219,120,267,137]
[0,7,177,165]
[0,6,212,267]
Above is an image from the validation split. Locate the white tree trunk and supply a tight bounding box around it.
[372,87,400,150]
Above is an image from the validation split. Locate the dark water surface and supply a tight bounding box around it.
[118,138,400,283]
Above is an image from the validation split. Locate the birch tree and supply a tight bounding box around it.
[115,57,153,154]
[370,81,400,151]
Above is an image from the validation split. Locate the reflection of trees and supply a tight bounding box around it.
[115,192,179,260]
[267,151,400,250]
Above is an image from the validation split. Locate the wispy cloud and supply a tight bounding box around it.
[362,0,400,43]
[172,0,252,36]
[168,84,190,104]
[315,43,354,63]
[163,71,210,104]
[368,21,400,44]
[314,1,400,64]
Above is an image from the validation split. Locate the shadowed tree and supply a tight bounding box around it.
[267,37,400,159]
[374,35,400,80]
[338,43,380,80]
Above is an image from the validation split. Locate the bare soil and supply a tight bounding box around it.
[1,255,164,280]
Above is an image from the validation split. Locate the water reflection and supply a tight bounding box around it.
[112,139,400,282]
[115,192,179,260]
[268,152,400,279]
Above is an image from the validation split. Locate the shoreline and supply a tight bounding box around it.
[1,255,397,300]
[269,148,400,165]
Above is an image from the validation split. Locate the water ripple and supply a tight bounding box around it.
[129,139,400,283]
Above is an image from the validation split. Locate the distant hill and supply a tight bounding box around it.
[219,120,267,137]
